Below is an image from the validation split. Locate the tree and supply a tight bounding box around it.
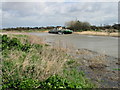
[65,20,91,31]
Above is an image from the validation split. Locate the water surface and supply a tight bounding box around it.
[29,32,118,58]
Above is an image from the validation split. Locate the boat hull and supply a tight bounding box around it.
[48,29,73,34]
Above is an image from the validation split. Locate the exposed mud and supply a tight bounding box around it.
[70,49,119,88]
[1,32,119,88]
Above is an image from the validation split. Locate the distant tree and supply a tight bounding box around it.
[81,22,91,31]
[103,25,113,29]
[65,20,91,31]
[90,25,98,30]
[112,24,120,30]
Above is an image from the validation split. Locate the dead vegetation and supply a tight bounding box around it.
[3,43,69,81]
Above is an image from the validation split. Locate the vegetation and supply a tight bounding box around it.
[2,22,119,33]
[65,20,91,31]
[65,20,119,32]
[1,34,96,89]
[2,26,65,32]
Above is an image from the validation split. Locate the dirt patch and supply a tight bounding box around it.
[72,49,119,88]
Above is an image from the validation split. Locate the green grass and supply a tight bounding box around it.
[1,34,96,89]
[66,59,75,65]
[61,69,95,88]
[112,68,120,71]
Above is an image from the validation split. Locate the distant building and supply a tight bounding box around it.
[57,26,63,30]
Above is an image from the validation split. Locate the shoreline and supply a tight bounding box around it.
[68,48,119,88]
[1,32,119,88]
[1,30,119,37]
[74,31,120,37]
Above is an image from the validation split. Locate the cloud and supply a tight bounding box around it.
[2,2,118,28]
[1,0,119,2]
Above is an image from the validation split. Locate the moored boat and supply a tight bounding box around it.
[48,28,73,34]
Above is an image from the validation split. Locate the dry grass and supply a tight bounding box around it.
[76,49,93,55]
[2,34,71,82]
[89,55,107,64]
[88,55,108,70]
[1,34,45,45]
[27,35,45,45]
[74,31,120,37]
[3,44,69,81]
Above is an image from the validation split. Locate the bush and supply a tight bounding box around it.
[1,35,95,89]
[1,35,31,52]
[2,74,83,89]
[66,59,75,65]
[65,20,91,31]
[62,69,95,88]
[2,78,40,89]
[39,75,81,88]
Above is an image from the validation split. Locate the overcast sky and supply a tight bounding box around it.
[1,1,118,28]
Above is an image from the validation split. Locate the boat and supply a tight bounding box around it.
[48,28,73,34]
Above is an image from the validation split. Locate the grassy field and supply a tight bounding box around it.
[1,34,96,89]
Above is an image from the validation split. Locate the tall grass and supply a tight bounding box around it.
[1,34,95,89]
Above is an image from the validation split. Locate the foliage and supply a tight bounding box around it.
[65,20,91,31]
[2,23,119,33]
[1,35,95,89]
[1,35,31,52]
[3,74,89,89]
[65,21,119,32]
[62,69,95,88]
[39,75,79,88]
[66,59,75,65]
[2,78,40,89]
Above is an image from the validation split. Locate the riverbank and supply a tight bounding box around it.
[1,29,49,33]
[1,34,96,89]
[74,31,120,37]
[70,48,119,88]
[1,30,119,37]
[1,32,119,88]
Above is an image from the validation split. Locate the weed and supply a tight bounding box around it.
[1,34,95,89]
[66,59,75,65]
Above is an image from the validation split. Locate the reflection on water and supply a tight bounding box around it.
[29,32,118,58]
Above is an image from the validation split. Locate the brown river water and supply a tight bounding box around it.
[29,32,118,58]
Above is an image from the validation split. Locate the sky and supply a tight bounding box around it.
[1,0,119,28]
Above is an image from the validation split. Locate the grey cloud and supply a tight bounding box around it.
[2,2,118,28]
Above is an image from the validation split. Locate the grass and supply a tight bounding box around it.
[2,29,48,32]
[1,34,96,89]
[113,68,120,71]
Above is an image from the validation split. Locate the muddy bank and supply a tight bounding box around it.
[69,48,119,88]
[74,31,120,37]
[46,37,119,88]
[1,31,119,37]
[1,32,119,88]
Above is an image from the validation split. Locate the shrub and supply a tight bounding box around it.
[1,35,31,52]
[39,75,76,88]
[66,59,75,65]
[1,34,95,89]
[65,20,91,31]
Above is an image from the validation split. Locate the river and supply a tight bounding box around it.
[29,32,118,58]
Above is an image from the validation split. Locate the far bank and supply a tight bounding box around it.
[74,31,120,37]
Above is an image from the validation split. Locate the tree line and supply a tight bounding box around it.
[2,26,67,31]
[65,20,119,32]
[2,20,120,32]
